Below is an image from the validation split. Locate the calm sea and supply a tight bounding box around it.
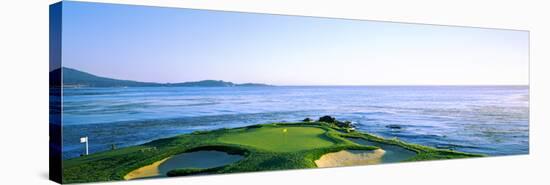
[60,86,529,159]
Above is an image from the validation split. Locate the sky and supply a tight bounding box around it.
[61,1,529,85]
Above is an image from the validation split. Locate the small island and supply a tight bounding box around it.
[62,116,483,183]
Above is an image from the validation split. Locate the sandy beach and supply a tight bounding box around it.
[315,149,386,168]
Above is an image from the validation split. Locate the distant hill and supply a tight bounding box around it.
[168,80,234,87]
[236,83,273,87]
[61,67,159,87]
[54,67,271,87]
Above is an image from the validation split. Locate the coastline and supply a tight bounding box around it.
[62,120,484,183]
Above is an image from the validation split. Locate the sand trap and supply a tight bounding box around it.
[124,150,243,180]
[347,138,416,163]
[315,149,386,168]
[124,158,170,180]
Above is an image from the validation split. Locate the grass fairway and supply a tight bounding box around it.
[62,122,484,183]
[218,126,335,152]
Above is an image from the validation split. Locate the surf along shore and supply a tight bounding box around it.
[63,116,484,183]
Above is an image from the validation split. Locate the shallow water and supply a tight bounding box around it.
[158,150,243,174]
[125,150,243,179]
[60,86,528,159]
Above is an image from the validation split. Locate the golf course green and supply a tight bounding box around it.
[219,126,335,152]
[62,119,484,183]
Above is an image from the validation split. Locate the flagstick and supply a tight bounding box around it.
[85,137,89,155]
[81,136,89,156]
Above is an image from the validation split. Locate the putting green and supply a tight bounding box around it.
[218,126,335,152]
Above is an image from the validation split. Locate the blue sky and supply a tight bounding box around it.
[62,1,529,85]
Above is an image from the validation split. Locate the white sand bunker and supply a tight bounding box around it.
[315,149,386,168]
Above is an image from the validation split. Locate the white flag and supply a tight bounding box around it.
[80,137,87,143]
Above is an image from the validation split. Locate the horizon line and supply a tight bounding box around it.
[55,67,529,87]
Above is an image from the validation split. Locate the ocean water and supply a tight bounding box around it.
[60,86,529,159]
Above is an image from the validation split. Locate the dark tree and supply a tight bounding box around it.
[318,115,336,123]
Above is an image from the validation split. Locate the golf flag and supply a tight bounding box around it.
[80,136,89,155]
[80,137,88,143]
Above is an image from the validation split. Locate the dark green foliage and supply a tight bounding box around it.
[335,120,353,128]
[303,118,312,122]
[318,115,336,123]
[245,124,263,129]
[317,116,354,129]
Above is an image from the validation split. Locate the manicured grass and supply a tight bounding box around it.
[62,122,483,184]
[218,126,335,152]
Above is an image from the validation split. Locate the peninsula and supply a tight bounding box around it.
[51,67,272,87]
[62,116,483,183]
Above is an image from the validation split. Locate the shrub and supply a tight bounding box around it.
[336,121,353,128]
[318,115,336,123]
